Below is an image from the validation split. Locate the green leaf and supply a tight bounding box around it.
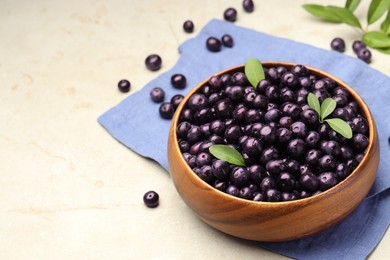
[326,5,362,28]
[302,4,342,22]
[209,145,246,166]
[244,58,265,88]
[376,46,390,54]
[368,0,390,25]
[320,98,337,121]
[307,93,321,117]
[363,31,390,48]
[380,7,390,35]
[325,118,353,139]
[345,0,361,12]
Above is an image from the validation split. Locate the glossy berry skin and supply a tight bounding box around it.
[221,34,234,47]
[357,48,372,63]
[145,54,162,71]
[318,172,339,191]
[224,7,237,22]
[150,87,165,103]
[330,37,345,52]
[143,191,159,208]
[206,37,222,52]
[287,138,306,159]
[230,167,249,188]
[171,94,184,109]
[159,102,175,119]
[352,40,367,54]
[117,79,131,93]
[183,20,194,33]
[242,0,254,12]
[212,160,231,180]
[171,74,187,89]
[265,189,282,202]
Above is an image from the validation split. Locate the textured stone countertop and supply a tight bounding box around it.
[1,0,389,259]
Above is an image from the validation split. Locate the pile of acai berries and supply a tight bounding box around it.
[176,64,370,202]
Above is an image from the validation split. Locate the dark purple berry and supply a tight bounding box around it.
[266,159,286,176]
[188,93,208,111]
[143,191,159,208]
[331,37,346,52]
[352,40,367,54]
[253,192,265,201]
[319,154,336,171]
[159,102,174,119]
[212,160,231,180]
[226,185,239,197]
[206,37,222,52]
[183,20,194,33]
[214,180,228,191]
[239,187,253,199]
[171,94,184,109]
[291,121,308,138]
[300,173,319,192]
[265,189,282,202]
[260,176,276,191]
[171,73,187,89]
[243,0,254,12]
[277,172,296,191]
[230,167,249,188]
[318,172,339,191]
[145,54,162,71]
[357,48,371,63]
[287,138,306,159]
[150,87,165,103]
[198,165,214,184]
[117,79,131,93]
[242,137,263,157]
[221,34,234,47]
[352,133,369,152]
[224,7,237,22]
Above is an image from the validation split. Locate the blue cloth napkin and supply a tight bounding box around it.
[98,19,390,259]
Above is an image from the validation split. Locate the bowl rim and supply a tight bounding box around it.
[169,61,377,206]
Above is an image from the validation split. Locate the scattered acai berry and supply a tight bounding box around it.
[224,7,237,22]
[352,40,367,54]
[330,37,345,53]
[242,0,255,13]
[145,54,162,71]
[221,34,234,48]
[159,102,175,119]
[357,48,372,63]
[183,20,194,33]
[171,73,187,89]
[171,94,184,109]
[117,79,131,93]
[177,63,370,202]
[150,87,165,103]
[206,37,222,52]
[143,191,159,208]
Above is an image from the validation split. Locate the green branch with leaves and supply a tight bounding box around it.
[303,0,390,54]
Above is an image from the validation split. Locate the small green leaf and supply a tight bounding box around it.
[345,0,361,12]
[363,31,390,48]
[380,7,390,35]
[368,0,390,25]
[325,118,353,139]
[320,98,337,121]
[209,144,246,166]
[326,5,362,28]
[307,93,321,117]
[245,58,265,88]
[302,4,342,22]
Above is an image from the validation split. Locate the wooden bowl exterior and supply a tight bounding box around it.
[167,62,380,242]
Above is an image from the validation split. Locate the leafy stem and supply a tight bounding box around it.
[307,93,353,139]
[303,0,390,54]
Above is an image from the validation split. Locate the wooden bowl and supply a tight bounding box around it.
[167,62,380,242]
